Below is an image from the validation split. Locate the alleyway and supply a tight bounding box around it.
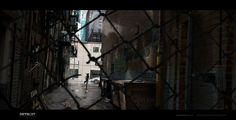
[44,81,115,110]
[2,10,236,112]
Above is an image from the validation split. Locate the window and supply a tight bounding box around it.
[69,61,79,78]
[92,32,101,42]
[90,70,100,78]
[69,69,78,78]
[93,47,99,53]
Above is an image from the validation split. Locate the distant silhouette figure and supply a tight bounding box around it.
[84,73,89,91]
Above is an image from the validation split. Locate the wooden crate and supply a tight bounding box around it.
[112,80,156,110]
[124,83,156,110]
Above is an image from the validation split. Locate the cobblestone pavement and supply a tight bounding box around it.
[44,82,115,110]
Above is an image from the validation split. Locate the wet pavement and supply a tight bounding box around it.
[44,81,115,110]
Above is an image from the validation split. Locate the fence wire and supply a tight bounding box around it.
[1,10,236,110]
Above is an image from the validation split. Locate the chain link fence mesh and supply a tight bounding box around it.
[1,10,236,110]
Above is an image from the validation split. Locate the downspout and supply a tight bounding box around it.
[157,10,166,109]
[9,23,17,103]
[218,10,224,109]
[186,11,193,110]
[156,10,161,109]
[173,15,179,109]
[224,11,233,110]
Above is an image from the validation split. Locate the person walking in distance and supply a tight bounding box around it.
[84,73,89,92]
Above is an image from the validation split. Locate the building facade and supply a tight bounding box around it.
[0,10,75,109]
[78,10,88,42]
[69,41,101,82]
[86,10,104,42]
[101,10,236,110]
[69,10,102,83]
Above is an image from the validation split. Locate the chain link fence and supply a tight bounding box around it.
[1,10,236,110]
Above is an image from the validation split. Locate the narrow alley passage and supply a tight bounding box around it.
[45,81,115,110]
[2,10,236,112]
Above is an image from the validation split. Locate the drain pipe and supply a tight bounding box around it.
[156,10,162,109]
[186,11,193,110]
